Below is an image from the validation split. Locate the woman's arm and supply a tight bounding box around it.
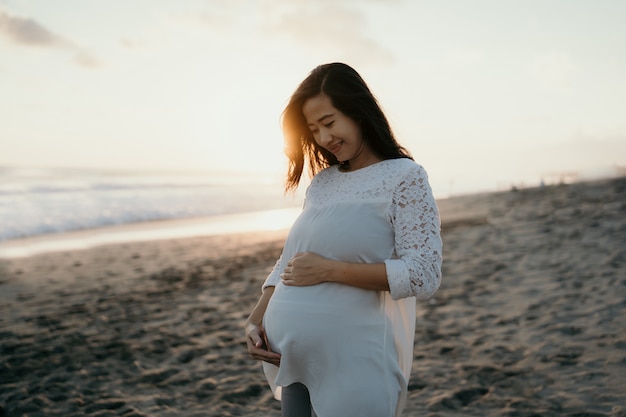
[280,252,389,291]
[245,286,281,366]
[384,164,442,300]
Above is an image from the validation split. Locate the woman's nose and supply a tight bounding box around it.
[318,128,332,145]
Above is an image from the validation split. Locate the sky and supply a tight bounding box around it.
[1,0,625,197]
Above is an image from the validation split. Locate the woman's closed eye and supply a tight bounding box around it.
[309,121,333,136]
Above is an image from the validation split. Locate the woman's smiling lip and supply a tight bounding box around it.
[327,141,343,154]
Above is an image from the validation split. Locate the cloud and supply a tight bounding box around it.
[0,9,101,69]
[260,3,394,66]
[0,10,68,47]
[167,1,395,66]
[168,1,395,67]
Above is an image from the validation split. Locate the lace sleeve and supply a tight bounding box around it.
[262,255,283,291]
[384,164,442,300]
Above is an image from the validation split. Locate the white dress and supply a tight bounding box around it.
[262,158,443,417]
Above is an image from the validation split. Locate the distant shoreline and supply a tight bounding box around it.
[0,207,301,259]
[2,175,623,259]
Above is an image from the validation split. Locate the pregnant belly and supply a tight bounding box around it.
[263,282,386,354]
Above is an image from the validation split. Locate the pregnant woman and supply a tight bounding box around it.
[245,63,443,417]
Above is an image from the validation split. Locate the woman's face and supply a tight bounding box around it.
[302,94,379,170]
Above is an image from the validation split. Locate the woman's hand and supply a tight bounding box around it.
[281,252,334,286]
[245,322,281,366]
[281,253,391,291]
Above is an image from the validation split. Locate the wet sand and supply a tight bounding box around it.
[1,177,625,416]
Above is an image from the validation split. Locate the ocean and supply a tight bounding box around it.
[0,166,303,257]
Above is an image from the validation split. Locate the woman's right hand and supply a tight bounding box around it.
[245,322,281,366]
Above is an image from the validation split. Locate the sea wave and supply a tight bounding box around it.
[0,167,302,241]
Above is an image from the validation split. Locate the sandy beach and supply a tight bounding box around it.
[1,177,625,417]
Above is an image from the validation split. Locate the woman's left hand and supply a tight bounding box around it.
[281,252,334,286]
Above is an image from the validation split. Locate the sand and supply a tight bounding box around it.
[1,177,625,417]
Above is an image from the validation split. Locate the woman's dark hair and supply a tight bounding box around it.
[282,62,412,191]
